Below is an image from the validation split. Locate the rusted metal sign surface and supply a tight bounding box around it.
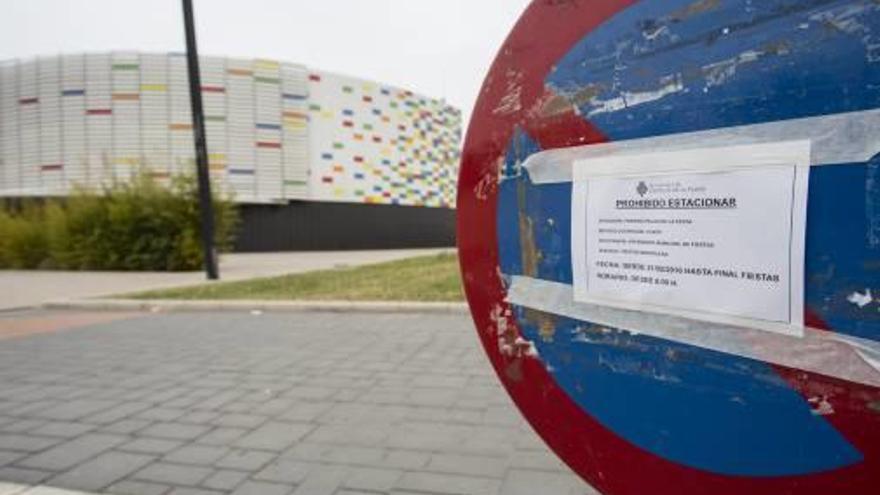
[457,1,880,494]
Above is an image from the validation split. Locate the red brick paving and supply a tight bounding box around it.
[0,312,141,340]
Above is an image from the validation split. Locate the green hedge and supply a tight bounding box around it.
[0,174,238,271]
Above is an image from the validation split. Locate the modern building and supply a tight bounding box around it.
[0,52,461,250]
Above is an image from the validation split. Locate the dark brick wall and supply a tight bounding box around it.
[233,201,456,252]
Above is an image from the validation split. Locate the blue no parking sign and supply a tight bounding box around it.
[458,1,880,494]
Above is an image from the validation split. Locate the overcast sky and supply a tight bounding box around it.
[1,0,532,129]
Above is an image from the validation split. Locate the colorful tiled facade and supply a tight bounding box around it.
[0,52,461,208]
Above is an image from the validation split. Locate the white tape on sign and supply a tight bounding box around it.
[506,275,880,388]
[521,108,880,184]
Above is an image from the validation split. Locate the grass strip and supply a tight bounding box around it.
[129,252,464,302]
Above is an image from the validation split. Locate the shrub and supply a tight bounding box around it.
[0,203,49,269]
[0,173,238,271]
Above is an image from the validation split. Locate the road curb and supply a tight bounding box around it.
[43,298,470,314]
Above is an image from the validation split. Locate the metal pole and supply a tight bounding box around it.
[181,0,219,280]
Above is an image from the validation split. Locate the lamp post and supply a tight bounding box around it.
[181,0,219,280]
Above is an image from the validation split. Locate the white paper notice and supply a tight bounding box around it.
[571,142,810,337]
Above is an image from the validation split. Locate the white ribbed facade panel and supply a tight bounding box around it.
[139,53,170,180]
[280,62,309,200]
[111,52,140,183]
[200,56,228,197]
[254,59,283,201]
[167,54,194,183]
[225,57,257,202]
[0,61,19,192]
[61,54,86,189]
[38,56,63,192]
[0,52,461,207]
[85,53,112,189]
[18,60,40,192]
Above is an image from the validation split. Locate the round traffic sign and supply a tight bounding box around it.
[458,1,880,494]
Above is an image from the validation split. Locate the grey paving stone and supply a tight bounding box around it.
[120,390,162,402]
[217,403,252,414]
[412,375,470,389]
[276,403,333,423]
[166,488,223,495]
[103,419,153,435]
[201,469,249,491]
[343,467,403,493]
[508,450,570,473]
[455,435,517,458]
[132,462,212,487]
[84,403,154,425]
[47,451,155,491]
[0,434,60,453]
[0,451,25,467]
[187,389,218,400]
[290,464,349,495]
[513,434,549,452]
[283,386,338,401]
[139,423,211,441]
[210,414,267,429]
[252,459,311,484]
[136,409,187,423]
[215,450,275,471]
[233,422,313,452]
[236,391,276,405]
[230,481,293,495]
[107,480,171,495]
[34,399,117,421]
[319,403,408,425]
[304,424,389,447]
[192,392,245,412]
[0,311,591,495]
[3,400,61,418]
[395,472,502,495]
[482,407,522,427]
[161,398,201,410]
[333,388,367,402]
[0,466,53,484]
[405,406,482,425]
[283,443,384,466]
[383,450,430,470]
[176,412,220,425]
[30,422,95,438]
[500,469,599,495]
[249,399,297,416]
[163,445,229,466]
[0,419,46,433]
[426,453,509,478]
[16,433,127,471]
[194,428,248,446]
[119,439,185,455]
[385,423,465,451]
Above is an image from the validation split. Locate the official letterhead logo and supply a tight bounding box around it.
[636,181,648,197]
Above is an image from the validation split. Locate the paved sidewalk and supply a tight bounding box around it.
[0,310,597,495]
[0,249,452,311]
